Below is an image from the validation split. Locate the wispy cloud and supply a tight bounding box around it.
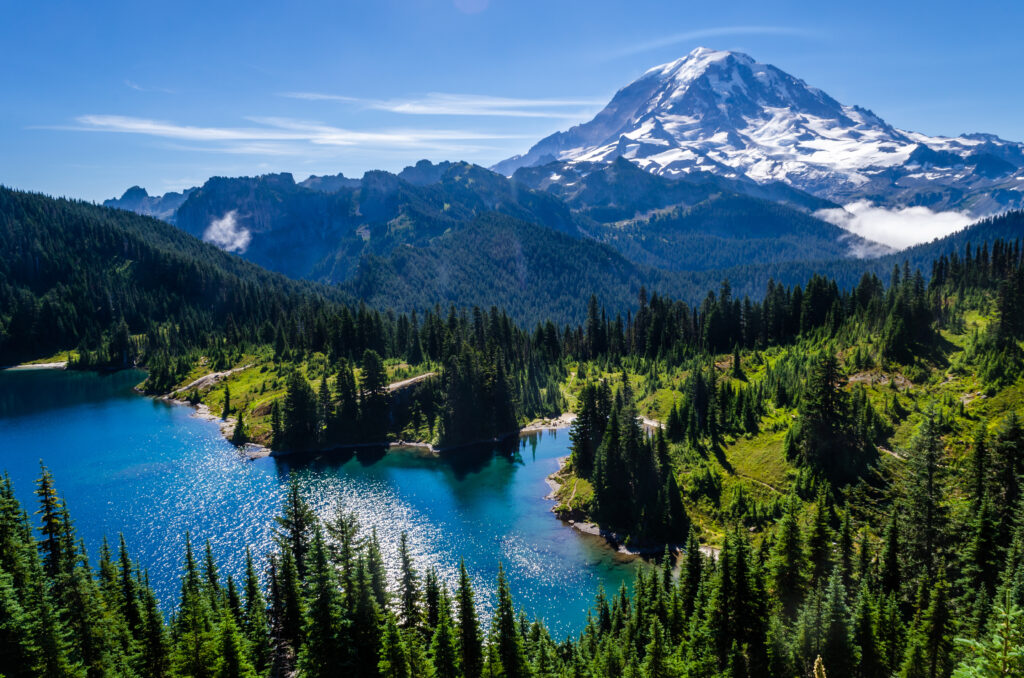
[51,114,532,157]
[124,80,175,94]
[281,91,602,119]
[611,25,819,59]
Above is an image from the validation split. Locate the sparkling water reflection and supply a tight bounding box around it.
[0,368,640,636]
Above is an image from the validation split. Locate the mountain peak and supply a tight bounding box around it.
[643,46,750,78]
[120,185,149,201]
[495,48,1024,216]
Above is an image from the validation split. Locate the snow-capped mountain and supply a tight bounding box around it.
[494,47,1024,217]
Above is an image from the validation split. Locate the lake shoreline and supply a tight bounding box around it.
[162,386,581,461]
[158,388,693,559]
[3,361,69,371]
[545,454,714,559]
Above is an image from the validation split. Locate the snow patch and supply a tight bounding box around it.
[203,210,251,253]
[815,201,974,250]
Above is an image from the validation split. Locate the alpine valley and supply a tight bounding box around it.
[5,42,1024,678]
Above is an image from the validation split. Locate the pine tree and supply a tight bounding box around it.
[821,568,858,677]
[316,377,331,444]
[0,570,40,677]
[904,413,947,582]
[348,553,384,677]
[456,559,483,678]
[270,400,282,449]
[430,591,460,678]
[880,513,902,596]
[493,565,530,678]
[139,576,172,678]
[424,567,441,631]
[35,462,67,578]
[214,612,257,678]
[378,614,411,678]
[231,410,248,446]
[241,549,270,674]
[902,574,952,678]
[398,532,422,631]
[851,584,882,678]
[641,619,672,678]
[788,352,857,479]
[366,529,389,609]
[222,383,231,419]
[282,371,318,449]
[360,349,390,441]
[274,479,315,578]
[807,494,833,586]
[770,498,806,617]
[118,534,143,637]
[298,527,351,676]
[172,534,217,678]
[276,548,305,656]
[951,594,1024,677]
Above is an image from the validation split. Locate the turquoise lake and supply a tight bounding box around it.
[0,367,640,637]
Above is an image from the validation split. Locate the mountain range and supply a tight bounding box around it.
[495,47,1024,217]
[100,47,1024,321]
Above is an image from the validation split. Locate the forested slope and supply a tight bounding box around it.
[0,187,347,364]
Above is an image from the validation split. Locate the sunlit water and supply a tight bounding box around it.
[0,368,640,637]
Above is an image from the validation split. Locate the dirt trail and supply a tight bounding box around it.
[387,371,437,392]
[640,416,664,430]
[172,364,252,395]
[522,412,577,433]
[877,446,905,461]
[731,471,784,494]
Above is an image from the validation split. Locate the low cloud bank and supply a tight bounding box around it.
[815,200,974,251]
[203,211,251,253]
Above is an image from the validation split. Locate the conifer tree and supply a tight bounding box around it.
[378,614,411,678]
[904,413,947,582]
[172,534,217,678]
[641,619,672,678]
[493,565,530,678]
[430,590,460,678]
[274,479,315,578]
[231,410,248,446]
[222,383,231,419]
[807,494,833,586]
[0,570,41,677]
[821,568,857,677]
[270,400,282,449]
[298,527,350,676]
[275,548,305,656]
[424,567,441,631]
[852,584,883,678]
[398,532,422,631]
[241,549,270,674]
[35,462,66,578]
[366,529,389,609]
[880,513,902,596]
[951,594,1024,677]
[139,576,172,678]
[316,377,331,444]
[456,559,483,678]
[214,612,257,678]
[282,371,318,449]
[770,498,806,617]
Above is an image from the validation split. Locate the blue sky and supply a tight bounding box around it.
[3,0,1022,202]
